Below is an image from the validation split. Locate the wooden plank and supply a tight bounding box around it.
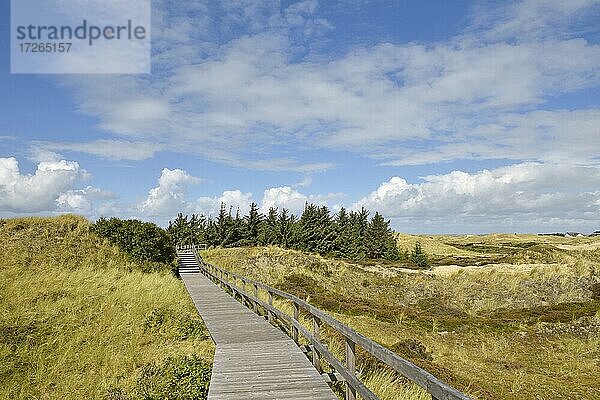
[177,250,337,400]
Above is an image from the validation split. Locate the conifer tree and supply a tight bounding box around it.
[168,202,402,261]
[297,203,319,251]
[205,218,219,247]
[363,212,400,260]
[277,208,295,247]
[297,204,335,255]
[167,213,191,245]
[410,241,429,269]
[243,202,263,245]
[347,207,369,259]
[190,213,207,244]
[215,203,234,246]
[227,208,245,247]
[259,207,279,245]
[333,207,353,258]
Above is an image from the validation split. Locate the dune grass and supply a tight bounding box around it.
[0,216,214,400]
[203,238,600,400]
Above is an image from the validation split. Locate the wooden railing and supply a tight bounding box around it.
[190,247,471,400]
[176,243,207,252]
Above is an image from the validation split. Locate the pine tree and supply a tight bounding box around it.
[363,212,400,260]
[277,208,295,247]
[168,203,402,260]
[227,208,245,247]
[243,202,263,245]
[410,241,429,269]
[215,203,234,246]
[205,218,218,247]
[167,213,191,245]
[190,213,207,244]
[259,207,279,245]
[296,204,336,255]
[315,206,335,255]
[297,203,319,251]
[347,208,369,260]
[333,207,353,258]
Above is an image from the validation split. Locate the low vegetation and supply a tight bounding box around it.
[0,215,214,400]
[202,234,600,400]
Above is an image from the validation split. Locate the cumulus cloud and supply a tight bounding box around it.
[56,186,116,213]
[260,186,341,215]
[195,190,254,217]
[0,157,88,213]
[138,168,202,216]
[354,163,600,233]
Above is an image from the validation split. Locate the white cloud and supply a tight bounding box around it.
[260,186,341,215]
[195,190,254,217]
[354,163,600,233]
[470,0,600,42]
[0,157,88,213]
[56,186,116,213]
[138,168,202,216]
[292,176,312,188]
[39,139,164,161]
[53,0,600,169]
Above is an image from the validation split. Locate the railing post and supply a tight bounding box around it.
[292,302,299,344]
[312,315,321,372]
[345,337,356,400]
[253,283,259,313]
[241,279,247,306]
[268,291,274,323]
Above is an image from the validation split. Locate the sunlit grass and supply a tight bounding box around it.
[0,216,214,400]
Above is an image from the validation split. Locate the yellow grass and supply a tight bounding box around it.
[0,216,214,400]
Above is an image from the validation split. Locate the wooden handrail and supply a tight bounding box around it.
[190,247,471,400]
[176,243,208,251]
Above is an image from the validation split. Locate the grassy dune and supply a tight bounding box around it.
[0,216,214,400]
[203,236,600,400]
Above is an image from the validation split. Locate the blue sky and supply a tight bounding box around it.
[1,0,600,233]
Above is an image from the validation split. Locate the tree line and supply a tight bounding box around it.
[168,203,407,262]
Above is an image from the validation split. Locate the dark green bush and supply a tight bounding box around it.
[92,217,176,266]
[134,355,211,400]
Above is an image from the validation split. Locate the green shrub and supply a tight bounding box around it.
[409,241,429,269]
[92,217,176,266]
[133,355,211,400]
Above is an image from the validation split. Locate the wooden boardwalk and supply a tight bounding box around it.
[178,250,338,400]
